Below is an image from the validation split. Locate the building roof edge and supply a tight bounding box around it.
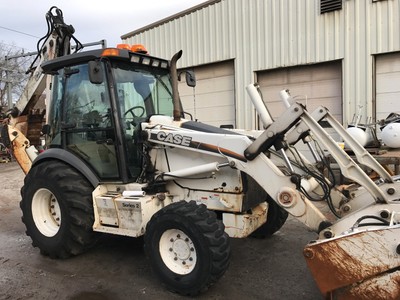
[121,0,222,40]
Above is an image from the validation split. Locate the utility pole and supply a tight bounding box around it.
[0,64,13,110]
[3,57,15,110]
[6,81,12,109]
[5,58,12,109]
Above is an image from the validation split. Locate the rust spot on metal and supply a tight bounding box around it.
[305,241,358,292]
[332,270,400,300]
[304,228,400,294]
[7,125,32,174]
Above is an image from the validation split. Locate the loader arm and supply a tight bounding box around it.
[242,87,400,298]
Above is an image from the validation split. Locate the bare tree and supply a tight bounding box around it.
[0,42,34,111]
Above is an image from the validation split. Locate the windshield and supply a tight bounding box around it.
[112,62,174,126]
[111,62,174,179]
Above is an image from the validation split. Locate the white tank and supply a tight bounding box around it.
[381,122,400,148]
[346,127,369,147]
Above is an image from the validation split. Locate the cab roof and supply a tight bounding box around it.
[41,48,169,74]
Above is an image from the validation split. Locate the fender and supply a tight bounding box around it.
[33,148,99,187]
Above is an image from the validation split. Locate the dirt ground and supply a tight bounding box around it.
[0,161,323,300]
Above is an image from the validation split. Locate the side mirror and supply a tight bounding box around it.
[185,70,196,87]
[88,61,103,84]
[178,70,196,87]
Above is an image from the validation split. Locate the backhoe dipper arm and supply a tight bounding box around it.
[3,6,82,174]
[15,6,82,116]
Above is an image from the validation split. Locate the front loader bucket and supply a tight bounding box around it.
[304,226,400,300]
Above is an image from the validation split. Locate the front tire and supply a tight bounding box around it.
[144,201,231,296]
[20,160,97,258]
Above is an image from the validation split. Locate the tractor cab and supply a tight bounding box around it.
[41,46,178,183]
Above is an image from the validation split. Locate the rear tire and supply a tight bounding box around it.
[20,160,97,258]
[144,201,230,296]
[251,196,288,238]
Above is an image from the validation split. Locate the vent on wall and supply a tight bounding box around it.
[320,0,342,14]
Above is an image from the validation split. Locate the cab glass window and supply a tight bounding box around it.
[62,63,118,178]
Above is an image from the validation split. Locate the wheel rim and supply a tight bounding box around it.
[31,188,61,237]
[159,229,197,275]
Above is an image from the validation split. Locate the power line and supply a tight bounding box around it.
[0,25,40,39]
[0,41,33,52]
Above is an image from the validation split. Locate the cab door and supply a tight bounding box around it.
[61,63,120,179]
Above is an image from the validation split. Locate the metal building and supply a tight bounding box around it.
[122,0,400,131]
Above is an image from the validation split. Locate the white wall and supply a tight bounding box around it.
[123,0,400,129]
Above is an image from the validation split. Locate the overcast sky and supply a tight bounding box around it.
[0,0,208,53]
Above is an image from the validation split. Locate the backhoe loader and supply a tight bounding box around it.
[1,7,399,299]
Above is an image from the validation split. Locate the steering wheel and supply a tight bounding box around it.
[124,106,145,118]
[124,106,146,128]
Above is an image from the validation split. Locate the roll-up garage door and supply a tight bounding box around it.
[256,61,342,159]
[256,61,343,124]
[376,52,400,121]
[178,60,235,128]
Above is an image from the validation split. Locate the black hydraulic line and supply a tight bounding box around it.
[352,215,390,228]
[28,6,83,73]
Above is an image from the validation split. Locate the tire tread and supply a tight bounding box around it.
[20,160,97,259]
[145,200,231,296]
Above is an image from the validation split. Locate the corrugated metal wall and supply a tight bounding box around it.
[123,0,400,129]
